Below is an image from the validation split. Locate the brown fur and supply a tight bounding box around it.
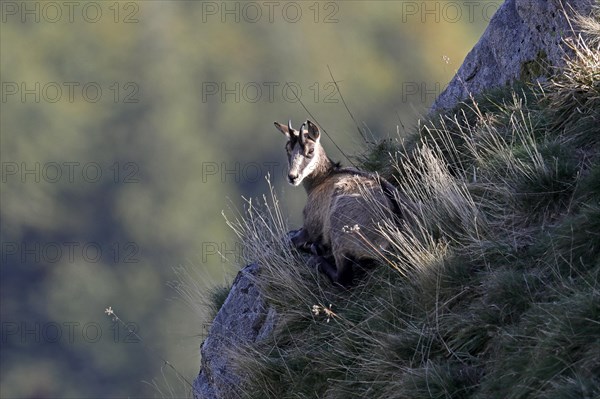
[275,120,398,286]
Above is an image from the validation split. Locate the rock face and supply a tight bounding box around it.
[192,263,276,399]
[431,0,594,111]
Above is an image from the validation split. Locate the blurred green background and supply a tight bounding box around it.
[0,1,495,397]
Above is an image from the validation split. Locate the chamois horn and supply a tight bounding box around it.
[299,122,307,145]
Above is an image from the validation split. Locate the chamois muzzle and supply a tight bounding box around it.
[288,171,300,185]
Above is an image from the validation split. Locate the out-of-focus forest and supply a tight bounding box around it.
[0,1,494,397]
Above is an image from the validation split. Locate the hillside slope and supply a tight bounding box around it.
[194,8,599,399]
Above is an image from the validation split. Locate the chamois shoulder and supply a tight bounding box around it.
[332,165,390,184]
[331,164,402,217]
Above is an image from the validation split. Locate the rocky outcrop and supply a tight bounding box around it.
[193,1,595,397]
[431,0,594,111]
[193,263,277,399]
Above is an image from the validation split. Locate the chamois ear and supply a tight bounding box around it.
[274,121,291,139]
[306,120,320,142]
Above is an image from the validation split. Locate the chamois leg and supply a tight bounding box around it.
[334,254,355,288]
[310,242,331,257]
[313,255,338,284]
[287,228,311,252]
[313,253,355,288]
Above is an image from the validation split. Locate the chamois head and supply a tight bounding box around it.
[274,120,323,186]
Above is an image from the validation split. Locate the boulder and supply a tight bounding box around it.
[192,263,276,399]
[431,0,594,111]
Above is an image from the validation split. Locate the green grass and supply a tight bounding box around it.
[201,11,600,399]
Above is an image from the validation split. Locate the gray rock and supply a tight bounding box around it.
[193,263,276,399]
[431,0,594,112]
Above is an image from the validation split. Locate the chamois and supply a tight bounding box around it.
[274,120,400,286]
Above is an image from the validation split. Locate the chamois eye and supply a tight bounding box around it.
[307,148,315,157]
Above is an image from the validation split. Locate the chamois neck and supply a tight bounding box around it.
[302,155,337,194]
